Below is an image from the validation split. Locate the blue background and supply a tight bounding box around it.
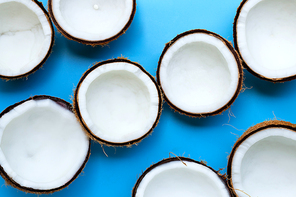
[1,0,296,196]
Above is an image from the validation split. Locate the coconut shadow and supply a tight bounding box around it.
[0,186,37,197]
[243,71,295,96]
[90,142,132,158]
[162,102,231,127]
[90,125,162,159]
[0,50,58,93]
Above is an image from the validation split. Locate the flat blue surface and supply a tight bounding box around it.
[1,0,296,196]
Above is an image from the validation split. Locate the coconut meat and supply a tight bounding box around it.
[136,160,230,197]
[0,0,52,77]
[77,62,159,143]
[159,33,239,114]
[231,128,296,197]
[0,99,89,190]
[237,0,296,79]
[51,0,133,41]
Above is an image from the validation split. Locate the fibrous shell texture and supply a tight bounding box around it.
[0,95,90,194]
[48,0,136,45]
[228,120,296,197]
[234,0,296,82]
[133,157,233,197]
[157,29,243,117]
[74,58,162,146]
[0,0,54,79]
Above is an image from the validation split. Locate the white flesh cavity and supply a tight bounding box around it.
[78,62,159,143]
[0,0,52,77]
[51,0,133,41]
[159,33,239,114]
[136,160,230,197]
[0,99,89,190]
[231,128,296,197]
[237,0,296,79]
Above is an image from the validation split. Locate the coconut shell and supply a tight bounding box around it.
[0,95,91,194]
[132,157,234,197]
[48,0,136,46]
[73,58,163,147]
[227,120,296,196]
[233,0,296,83]
[157,29,243,117]
[0,0,55,80]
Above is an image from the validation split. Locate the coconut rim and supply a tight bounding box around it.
[0,0,54,80]
[233,0,296,82]
[227,120,296,196]
[48,0,136,46]
[73,58,163,147]
[132,157,233,197]
[157,29,243,117]
[0,95,91,194]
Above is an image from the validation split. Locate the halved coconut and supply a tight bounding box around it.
[234,0,296,82]
[0,95,90,194]
[74,58,162,146]
[228,120,296,197]
[157,29,243,117]
[48,0,136,45]
[0,0,54,79]
[133,157,232,197]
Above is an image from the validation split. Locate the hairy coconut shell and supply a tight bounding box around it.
[227,120,296,196]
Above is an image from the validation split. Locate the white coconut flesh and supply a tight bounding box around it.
[231,128,296,197]
[135,160,230,197]
[159,33,239,114]
[237,0,296,79]
[51,0,133,41]
[77,62,159,144]
[0,0,52,77]
[0,99,89,190]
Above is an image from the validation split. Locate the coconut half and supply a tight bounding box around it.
[234,0,296,82]
[74,59,162,146]
[0,0,54,79]
[0,95,90,194]
[227,120,296,197]
[48,0,136,45]
[157,29,243,117]
[133,157,232,197]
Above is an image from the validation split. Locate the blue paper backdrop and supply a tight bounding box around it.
[1,0,296,196]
